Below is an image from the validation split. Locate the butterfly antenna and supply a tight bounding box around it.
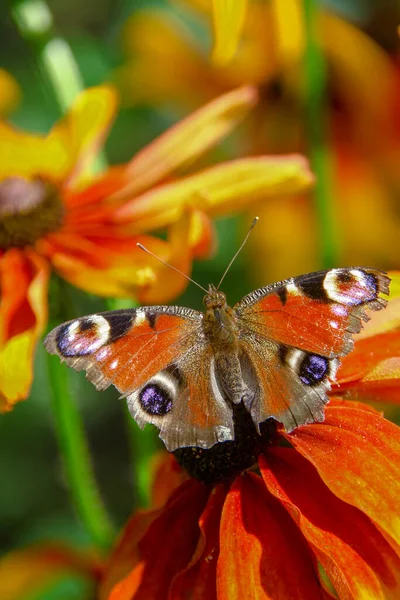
[137,243,209,294]
[217,217,259,290]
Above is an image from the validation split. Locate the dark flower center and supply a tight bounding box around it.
[0,177,64,248]
[174,403,277,485]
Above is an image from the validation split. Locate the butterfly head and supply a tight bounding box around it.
[203,284,227,310]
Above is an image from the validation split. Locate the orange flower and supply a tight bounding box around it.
[99,291,400,599]
[0,84,313,410]
[119,0,400,280]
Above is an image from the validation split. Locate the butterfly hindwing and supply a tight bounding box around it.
[235,267,390,431]
[44,306,235,450]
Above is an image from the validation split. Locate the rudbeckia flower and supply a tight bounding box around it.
[0,84,313,411]
[119,0,400,279]
[98,280,400,599]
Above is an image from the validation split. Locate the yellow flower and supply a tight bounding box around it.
[0,84,313,410]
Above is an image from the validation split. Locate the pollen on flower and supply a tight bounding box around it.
[0,176,64,248]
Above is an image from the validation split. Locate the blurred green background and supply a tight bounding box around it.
[0,1,399,597]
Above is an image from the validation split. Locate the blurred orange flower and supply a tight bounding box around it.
[0,84,313,410]
[0,543,103,600]
[98,286,400,599]
[119,0,400,280]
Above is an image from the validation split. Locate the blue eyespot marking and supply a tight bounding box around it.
[299,354,329,386]
[139,383,173,416]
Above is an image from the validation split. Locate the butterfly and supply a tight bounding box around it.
[44,264,390,451]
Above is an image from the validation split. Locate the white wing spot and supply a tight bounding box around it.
[135,310,147,326]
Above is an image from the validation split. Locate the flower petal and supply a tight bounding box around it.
[150,453,189,509]
[0,544,101,600]
[44,214,193,303]
[170,483,228,599]
[336,330,400,385]
[260,448,400,600]
[217,472,327,599]
[111,86,257,200]
[356,272,400,340]
[106,480,210,600]
[0,86,116,184]
[99,509,161,600]
[211,0,248,66]
[113,155,314,233]
[49,85,118,187]
[0,249,49,411]
[284,405,400,550]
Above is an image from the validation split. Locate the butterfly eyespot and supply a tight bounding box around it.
[323,269,378,305]
[299,354,329,386]
[56,315,111,357]
[139,383,173,416]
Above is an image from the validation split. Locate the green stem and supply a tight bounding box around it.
[303,0,339,268]
[47,354,115,549]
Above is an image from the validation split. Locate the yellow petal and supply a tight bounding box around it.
[211,0,248,66]
[0,69,20,116]
[270,0,304,66]
[110,86,257,199]
[0,86,117,184]
[0,249,49,411]
[48,85,118,187]
[113,155,314,233]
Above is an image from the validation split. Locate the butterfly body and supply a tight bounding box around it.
[45,267,390,451]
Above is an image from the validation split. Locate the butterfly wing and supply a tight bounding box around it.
[234,268,390,432]
[45,307,235,450]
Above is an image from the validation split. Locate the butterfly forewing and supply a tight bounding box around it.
[234,267,390,432]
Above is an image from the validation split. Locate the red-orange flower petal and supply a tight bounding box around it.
[284,405,400,549]
[107,480,210,600]
[0,249,49,410]
[217,472,328,599]
[149,452,189,509]
[260,448,400,599]
[170,483,228,599]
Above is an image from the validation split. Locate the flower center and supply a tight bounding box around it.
[0,177,64,248]
[174,403,277,484]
